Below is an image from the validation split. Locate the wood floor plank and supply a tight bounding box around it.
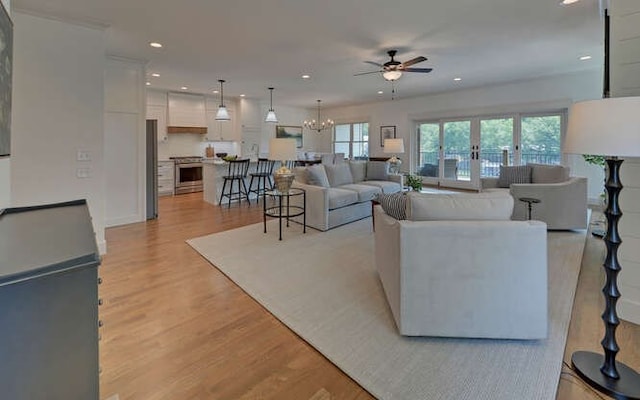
[98,193,639,400]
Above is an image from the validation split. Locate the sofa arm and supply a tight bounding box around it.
[481,177,499,189]
[290,181,330,231]
[387,173,404,186]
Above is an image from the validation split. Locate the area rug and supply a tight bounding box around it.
[187,219,587,400]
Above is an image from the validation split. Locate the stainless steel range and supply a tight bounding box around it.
[171,157,203,194]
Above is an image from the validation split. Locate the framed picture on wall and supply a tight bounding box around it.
[0,1,12,157]
[276,125,303,148]
[380,125,396,147]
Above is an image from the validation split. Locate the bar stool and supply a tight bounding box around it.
[219,159,250,207]
[248,158,275,203]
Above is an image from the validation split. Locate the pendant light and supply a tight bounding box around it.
[215,79,230,121]
[265,87,278,123]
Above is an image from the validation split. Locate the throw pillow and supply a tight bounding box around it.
[406,191,514,221]
[348,161,367,183]
[497,165,532,188]
[366,161,389,181]
[292,167,309,184]
[325,163,354,187]
[375,192,407,220]
[528,163,569,184]
[305,164,330,188]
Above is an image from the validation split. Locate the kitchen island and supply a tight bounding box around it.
[203,159,265,205]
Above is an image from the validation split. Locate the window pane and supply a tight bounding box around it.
[417,123,439,177]
[334,142,350,156]
[443,120,470,180]
[480,118,513,177]
[352,141,368,158]
[335,124,350,142]
[521,115,561,165]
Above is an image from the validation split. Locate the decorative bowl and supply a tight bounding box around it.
[215,152,228,158]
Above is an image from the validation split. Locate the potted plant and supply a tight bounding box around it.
[405,174,423,191]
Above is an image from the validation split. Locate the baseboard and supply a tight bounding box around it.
[105,214,143,228]
[97,238,107,255]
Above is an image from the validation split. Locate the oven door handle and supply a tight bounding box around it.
[177,163,203,168]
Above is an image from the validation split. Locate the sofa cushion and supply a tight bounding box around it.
[406,192,514,221]
[497,165,532,188]
[528,163,569,184]
[306,164,330,187]
[293,166,309,184]
[349,161,367,183]
[339,183,381,202]
[361,180,402,194]
[366,161,389,181]
[325,163,354,187]
[375,192,407,220]
[327,188,359,210]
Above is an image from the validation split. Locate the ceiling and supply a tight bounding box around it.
[12,0,604,108]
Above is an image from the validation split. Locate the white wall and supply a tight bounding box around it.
[104,57,145,227]
[11,12,106,252]
[0,0,10,209]
[322,69,604,199]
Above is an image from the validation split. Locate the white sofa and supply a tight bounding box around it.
[290,161,402,231]
[374,191,548,339]
[481,163,588,230]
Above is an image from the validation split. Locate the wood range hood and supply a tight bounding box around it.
[167,125,207,134]
[167,92,208,134]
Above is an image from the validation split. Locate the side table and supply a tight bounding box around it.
[519,197,541,220]
[263,188,306,240]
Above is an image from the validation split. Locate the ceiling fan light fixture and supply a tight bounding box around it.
[265,87,279,123]
[383,70,403,81]
[215,79,231,121]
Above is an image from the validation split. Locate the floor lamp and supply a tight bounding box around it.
[565,96,640,400]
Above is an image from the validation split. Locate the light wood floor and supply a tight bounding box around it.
[99,193,639,400]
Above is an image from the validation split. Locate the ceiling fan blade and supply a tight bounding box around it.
[403,67,433,73]
[354,70,382,76]
[364,61,384,68]
[400,56,427,67]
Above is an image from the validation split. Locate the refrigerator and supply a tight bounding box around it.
[146,119,158,220]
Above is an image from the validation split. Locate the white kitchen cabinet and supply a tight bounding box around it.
[146,104,168,142]
[167,93,207,128]
[205,108,239,142]
[157,160,174,196]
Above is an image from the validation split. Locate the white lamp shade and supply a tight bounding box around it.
[565,96,640,157]
[269,138,297,161]
[265,110,278,123]
[383,70,402,81]
[383,138,405,154]
[215,105,230,121]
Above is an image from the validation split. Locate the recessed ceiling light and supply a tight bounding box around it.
[579,55,592,60]
[302,74,310,79]
[377,91,384,94]
[240,94,246,97]
[149,42,163,48]
[453,77,462,81]
[145,82,151,86]
[181,86,188,90]
[212,90,219,94]
[151,73,160,77]
[561,0,580,4]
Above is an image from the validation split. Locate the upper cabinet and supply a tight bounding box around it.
[146,105,168,142]
[167,93,207,134]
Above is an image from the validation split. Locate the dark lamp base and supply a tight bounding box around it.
[572,351,640,400]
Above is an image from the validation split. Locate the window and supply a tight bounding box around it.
[521,114,562,165]
[333,122,369,159]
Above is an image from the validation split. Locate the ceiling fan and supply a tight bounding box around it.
[355,50,433,81]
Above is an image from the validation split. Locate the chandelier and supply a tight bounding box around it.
[304,100,334,133]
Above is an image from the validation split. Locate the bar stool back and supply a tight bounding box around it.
[248,158,275,203]
[219,159,250,207]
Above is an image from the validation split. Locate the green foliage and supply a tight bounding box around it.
[582,154,605,167]
[405,174,423,191]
